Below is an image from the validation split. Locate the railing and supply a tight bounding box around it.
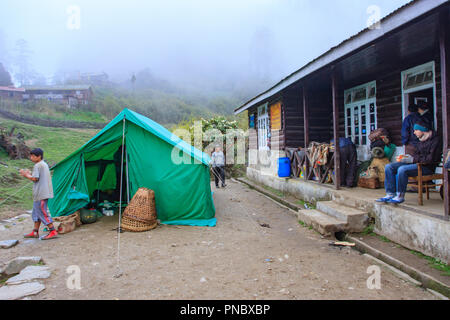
[285,143,336,185]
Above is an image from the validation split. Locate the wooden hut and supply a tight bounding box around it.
[235,0,450,219]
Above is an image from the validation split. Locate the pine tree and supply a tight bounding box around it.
[0,62,12,86]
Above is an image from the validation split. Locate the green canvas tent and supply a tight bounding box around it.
[48,108,216,227]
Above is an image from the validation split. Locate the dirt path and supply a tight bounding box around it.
[0,180,437,300]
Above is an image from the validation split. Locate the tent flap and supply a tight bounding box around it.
[48,108,216,226]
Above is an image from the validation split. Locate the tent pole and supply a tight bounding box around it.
[126,146,130,204]
[115,115,126,278]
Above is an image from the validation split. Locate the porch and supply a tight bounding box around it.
[246,166,450,264]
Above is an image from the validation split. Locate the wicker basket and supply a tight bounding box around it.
[121,188,158,232]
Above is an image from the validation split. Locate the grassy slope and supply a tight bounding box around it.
[2,102,107,123]
[0,116,99,217]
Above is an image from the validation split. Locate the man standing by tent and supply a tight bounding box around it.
[211,146,226,188]
[19,148,58,240]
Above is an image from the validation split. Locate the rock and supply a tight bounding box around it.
[6,266,51,285]
[200,277,207,283]
[2,256,42,276]
[0,240,19,249]
[279,288,290,295]
[0,282,45,300]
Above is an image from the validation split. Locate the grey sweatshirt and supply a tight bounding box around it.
[211,151,225,167]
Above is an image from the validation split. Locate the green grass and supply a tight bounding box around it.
[362,224,376,236]
[296,199,316,210]
[361,223,448,276]
[361,224,390,242]
[262,185,285,198]
[410,250,450,277]
[3,102,107,123]
[0,116,99,214]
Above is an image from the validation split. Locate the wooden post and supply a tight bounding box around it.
[332,69,341,190]
[303,86,310,181]
[439,12,449,220]
[303,86,309,148]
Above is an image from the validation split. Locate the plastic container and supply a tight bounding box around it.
[278,157,291,178]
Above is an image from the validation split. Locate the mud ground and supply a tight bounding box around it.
[0,180,437,300]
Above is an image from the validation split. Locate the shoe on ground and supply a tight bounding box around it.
[387,198,405,204]
[24,231,39,239]
[40,230,58,240]
[375,196,394,203]
[221,184,226,188]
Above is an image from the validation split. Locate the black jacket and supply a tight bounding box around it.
[413,132,442,172]
[420,110,434,131]
[401,112,420,146]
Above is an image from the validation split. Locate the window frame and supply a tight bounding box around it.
[257,103,270,151]
[401,61,437,128]
[344,81,377,147]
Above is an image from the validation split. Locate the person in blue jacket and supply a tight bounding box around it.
[401,104,421,156]
[331,137,357,188]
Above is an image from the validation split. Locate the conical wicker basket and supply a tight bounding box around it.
[121,188,158,232]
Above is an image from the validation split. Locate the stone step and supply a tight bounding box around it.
[316,201,369,233]
[297,209,347,237]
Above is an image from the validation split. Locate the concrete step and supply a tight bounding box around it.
[297,209,347,237]
[316,201,369,233]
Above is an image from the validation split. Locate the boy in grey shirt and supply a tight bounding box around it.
[211,146,226,188]
[20,148,58,240]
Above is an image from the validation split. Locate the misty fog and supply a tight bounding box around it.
[1,0,412,92]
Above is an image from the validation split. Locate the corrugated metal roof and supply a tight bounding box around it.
[0,86,25,92]
[234,0,449,114]
[23,85,92,91]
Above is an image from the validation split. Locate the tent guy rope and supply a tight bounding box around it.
[114,116,126,279]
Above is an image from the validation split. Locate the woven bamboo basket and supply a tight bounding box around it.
[121,187,158,232]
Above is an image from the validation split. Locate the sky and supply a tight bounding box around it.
[0,0,413,87]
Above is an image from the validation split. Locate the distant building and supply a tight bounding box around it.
[79,72,109,85]
[23,85,93,107]
[0,86,25,102]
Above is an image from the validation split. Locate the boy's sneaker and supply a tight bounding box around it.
[387,197,405,204]
[40,230,58,240]
[24,230,39,238]
[375,195,394,203]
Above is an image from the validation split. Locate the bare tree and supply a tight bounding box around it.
[13,39,34,86]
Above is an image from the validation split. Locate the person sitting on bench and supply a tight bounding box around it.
[376,120,442,204]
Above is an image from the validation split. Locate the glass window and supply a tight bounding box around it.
[344,82,376,147]
[353,88,367,102]
[345,93,352,104]
[404,68,433,90]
